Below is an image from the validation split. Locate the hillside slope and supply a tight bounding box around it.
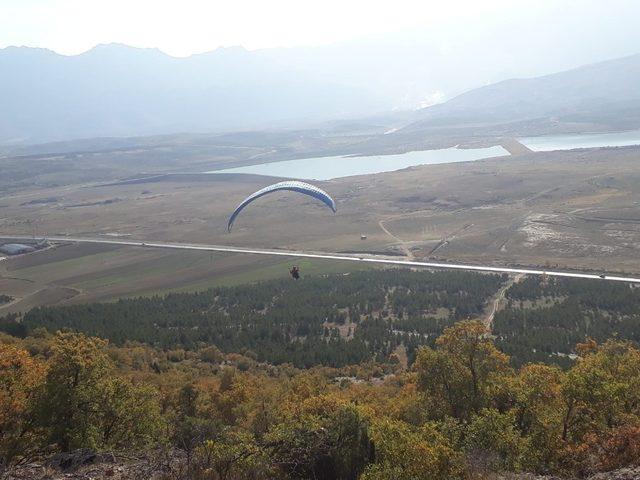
[404,53,640,132]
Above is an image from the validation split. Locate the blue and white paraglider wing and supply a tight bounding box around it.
[227,181,337,232]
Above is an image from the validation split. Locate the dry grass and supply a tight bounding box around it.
[2,145,640,309]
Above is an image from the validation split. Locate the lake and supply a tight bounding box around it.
[208,145,509,180]
[519,130,640,151]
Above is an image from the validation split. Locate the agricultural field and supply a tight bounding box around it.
[0,241,369,314]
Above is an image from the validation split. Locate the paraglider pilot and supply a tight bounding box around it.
[290,265,300,280]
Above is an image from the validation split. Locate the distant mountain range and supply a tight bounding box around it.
[404,53,640,133]
[0,44,389,145]
[2,40,640,146]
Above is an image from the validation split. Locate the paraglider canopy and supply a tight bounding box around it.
[227,180,337,232]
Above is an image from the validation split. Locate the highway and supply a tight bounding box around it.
[2,235,640,284]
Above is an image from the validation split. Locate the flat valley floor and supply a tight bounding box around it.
[2,144,640,311]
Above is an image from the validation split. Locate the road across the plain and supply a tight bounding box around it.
[2,235,640,284]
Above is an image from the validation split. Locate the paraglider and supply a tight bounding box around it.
[290,265,300,280]
[227,181,337,232]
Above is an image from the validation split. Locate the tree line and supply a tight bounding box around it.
[495,276,640,366]
[0,270,505,368]
[3,271,640,370]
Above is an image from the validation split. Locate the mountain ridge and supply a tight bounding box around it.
[3,42,640,145]
[403,52,640,132]
[0,43,387,144]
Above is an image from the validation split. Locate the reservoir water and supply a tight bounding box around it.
[519,129,640,152]
[208,145,509,180]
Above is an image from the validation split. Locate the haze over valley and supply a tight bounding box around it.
[3,0,640,145]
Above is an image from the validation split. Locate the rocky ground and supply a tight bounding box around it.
[494,469,640,480]
[0,449,186,480]
[1,450,639,480]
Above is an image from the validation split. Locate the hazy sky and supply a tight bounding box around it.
[3,0,637,57]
